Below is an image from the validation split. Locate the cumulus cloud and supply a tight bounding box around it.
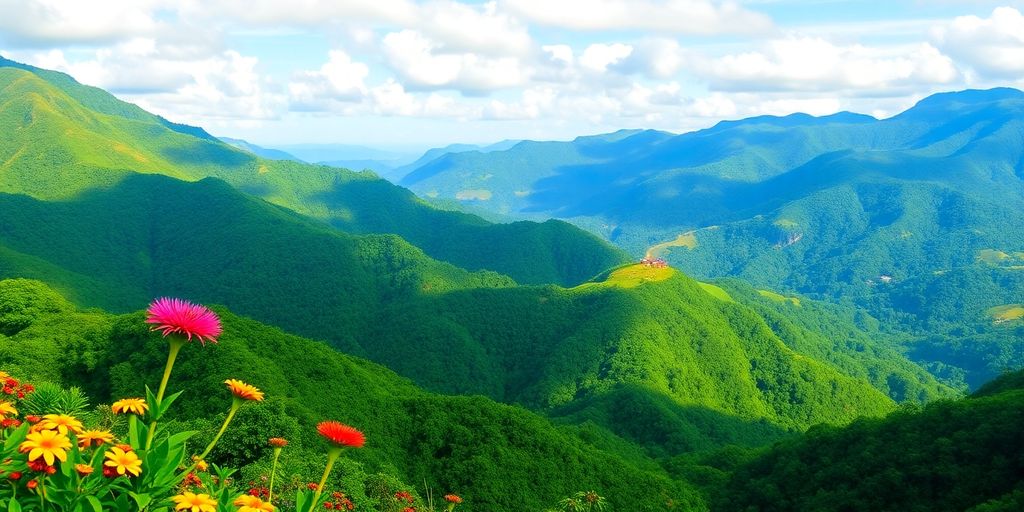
[0,0,161,46]
[579,43,634,73]
[289,50,370,111]
[502,0,772,35]
[702,37,960,92]
[933,6,1024,80]
[381,30,528,92]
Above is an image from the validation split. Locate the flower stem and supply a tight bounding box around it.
[268,447,282,503]
[195,400,241,463]
[145,337,185,450]
[311,447,342,510]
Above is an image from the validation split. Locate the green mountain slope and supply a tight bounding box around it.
[0,172,943,459]
[0,278,699,512]
[718,369,1024,511]
[395,87,1024,388]
[0,58,627,286]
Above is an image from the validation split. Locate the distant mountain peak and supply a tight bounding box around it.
[906,87,1024,112]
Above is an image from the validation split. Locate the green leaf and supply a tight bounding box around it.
[7,498,21,512]
[129,492,152,510]
[84,496,105,512]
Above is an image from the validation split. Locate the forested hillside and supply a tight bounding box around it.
[395,87,1024,388]
[0,58,626,286]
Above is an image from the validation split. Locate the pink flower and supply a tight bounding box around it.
[145,298,222,345]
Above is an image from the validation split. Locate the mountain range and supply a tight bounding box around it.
[1,55,1022,511]
[394,88,1024,388]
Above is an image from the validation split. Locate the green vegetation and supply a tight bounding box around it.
[392,87,1024,389]
[0,59,627,287]
[0,169,944,462]
[718,370,1024,511]
[0,279,700,511]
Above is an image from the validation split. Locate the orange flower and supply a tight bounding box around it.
[104,446,142,477]
[111,398,148,415]
[173,492,218,512]
[78,429,115,448]
[39,414,84,435]
[316,421,365,448]
[233,494,276,511]
[75,464,94,476]
[224,379,264,402]
[445,494,463,504]
[268,437,288,448]
[19,430,72,465]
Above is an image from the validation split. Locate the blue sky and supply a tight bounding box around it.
[2,0,1024,152]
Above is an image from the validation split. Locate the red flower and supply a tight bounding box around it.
[145,297,222,345]
[268,437,288,448]
[307,482,319,490]
[316,421,365,448]
[445,494,463,504]
[26,480,38,489]
[7,472,21,480]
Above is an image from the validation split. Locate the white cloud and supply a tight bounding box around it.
[502,0,773,35]
[579,43,633,73]
[0,0,161,46]
[933,6,1024,79]
[703,37,960,92]
[381,30,528,92]
[289,50,370,110]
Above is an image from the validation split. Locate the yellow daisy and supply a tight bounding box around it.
[19,429,72,465]
[233,495,276,511]
[111,398,148,415]
[40,414,84,435]
[0,401,17,418]
[103,446,142,477]
[224,379,264,402]
[78,429,115,448]
[173,492,218,512]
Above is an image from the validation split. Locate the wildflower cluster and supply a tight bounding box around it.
[1,297,471,512]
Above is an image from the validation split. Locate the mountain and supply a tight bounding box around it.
[219,136,301,161]
[0,55,965,488]
[395,88,1024,387]
[717,368,1024,511]
[0,171,948,459]
[0,57,625,287]
[0,278,699,512]
[385,139,522,182]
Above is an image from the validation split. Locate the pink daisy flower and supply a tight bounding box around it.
[145,298,222,345]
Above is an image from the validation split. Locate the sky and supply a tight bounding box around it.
[2,0,1024,152]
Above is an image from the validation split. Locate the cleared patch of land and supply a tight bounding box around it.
[646,231,697,258]
[988,304,1024,324]
[699,282,734,302]
[758,289,801,306]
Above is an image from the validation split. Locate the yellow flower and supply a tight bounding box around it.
[103,446,142,477]
[192,455,208,472]
[233,495,276,511]
[224,379,264,402]
[40,414,84,435]
[0,401,17,418]
[19,429,72,465]
[78,429,115,448]
[111,398,148,415]
[173,492,218,512]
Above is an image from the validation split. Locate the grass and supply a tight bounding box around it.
[977,249,1012,264]
[988,304,1024,323]
[577,263,676,289]
[646,231,698,258]
[758,289,801,306]
[699,282,735,302]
